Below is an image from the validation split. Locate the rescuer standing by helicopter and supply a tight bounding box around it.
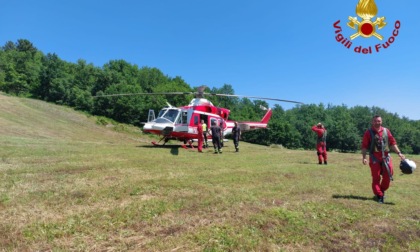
[197,120,204,152]
[210,121,222,154]
[232,122,241,152]
[220,119,225,148]
[201,119,208,148]
[312,123,328,165]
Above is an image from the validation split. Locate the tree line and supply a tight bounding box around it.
[1,39,419,154]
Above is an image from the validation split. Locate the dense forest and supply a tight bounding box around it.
[1,39,419,154]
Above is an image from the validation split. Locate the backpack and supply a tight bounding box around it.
[369,127,390,164]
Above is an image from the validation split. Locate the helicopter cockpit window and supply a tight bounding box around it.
[161,109,180,123]
[176,111,187,124]
[157,108,168,118]
[177,111,188,124]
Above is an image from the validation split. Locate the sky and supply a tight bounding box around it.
[2,0,420,120]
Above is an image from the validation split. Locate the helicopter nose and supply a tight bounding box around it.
[143,122,171,131]
[143,123,153,131]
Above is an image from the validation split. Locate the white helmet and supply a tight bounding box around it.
[400,159,416,174]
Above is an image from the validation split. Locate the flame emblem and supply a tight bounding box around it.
[347,0,386,40]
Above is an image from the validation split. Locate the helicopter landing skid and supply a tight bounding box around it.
[151,136,169,146]
[181,145,195,150]
[181,140,195,150]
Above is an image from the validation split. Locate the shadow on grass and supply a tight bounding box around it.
[332,194,395,205]
[137,144,182,156]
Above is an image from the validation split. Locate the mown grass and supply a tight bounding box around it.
[1,94,419,251]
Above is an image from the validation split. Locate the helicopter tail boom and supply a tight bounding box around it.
[235,108,272,132]
[260,108,272,124]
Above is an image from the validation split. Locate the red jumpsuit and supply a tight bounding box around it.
[197,122,204,152]
[361,127,396,197]
[312,125,327,164]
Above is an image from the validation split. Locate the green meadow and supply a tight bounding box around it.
[1,94,419,251]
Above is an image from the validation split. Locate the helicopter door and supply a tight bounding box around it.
[147,109,155,122]
[200,114,209,127]
[188,112,202,135]
[174,109,189,133]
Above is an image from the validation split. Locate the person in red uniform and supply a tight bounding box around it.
[311,123,328,165]
[197,120,204,152]
[361,115,405,203]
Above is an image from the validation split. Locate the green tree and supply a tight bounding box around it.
[207,84,239,111]
[93,60,142,95]
[286,104,328,150]
[96,84,146,125]
[65,59,100,111]
[36,53,72,103]
[138,67,169,93]
[0,50,4,86]
[326,105,359,152]
[153,76,193,107]
[0,39,42,96]
[349,106,372,136]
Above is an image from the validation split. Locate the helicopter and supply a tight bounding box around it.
[95,86,303,147]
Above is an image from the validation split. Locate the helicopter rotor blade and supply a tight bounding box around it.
[92,89,304,104]
[204,93,304,104]
[92,92,194,98]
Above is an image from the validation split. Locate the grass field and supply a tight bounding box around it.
[1,93,419,251]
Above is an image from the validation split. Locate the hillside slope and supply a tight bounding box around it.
[0,93,143,144]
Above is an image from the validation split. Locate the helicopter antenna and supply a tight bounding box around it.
[166,102,175,108]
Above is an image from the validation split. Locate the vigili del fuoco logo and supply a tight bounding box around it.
[333,0,400,54]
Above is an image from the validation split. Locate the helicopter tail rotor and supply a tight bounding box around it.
[259,105,268,111]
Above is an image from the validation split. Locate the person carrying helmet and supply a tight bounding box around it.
[312,123,328,165]
[400,159,416,174]
[361,115,405,204]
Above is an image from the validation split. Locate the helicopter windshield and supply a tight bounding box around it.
[157,108,180,123]
[157,108,168,118]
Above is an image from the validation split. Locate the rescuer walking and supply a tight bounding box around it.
[361,115,405,203]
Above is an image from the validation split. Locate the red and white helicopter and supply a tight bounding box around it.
[140,86,302,146]
[95,86,303,146]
